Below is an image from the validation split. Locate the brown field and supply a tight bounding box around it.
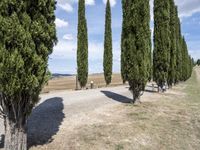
[43,73,123,92]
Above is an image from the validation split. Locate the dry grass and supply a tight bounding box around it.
[48,68,200,150]
[26,67,200,150]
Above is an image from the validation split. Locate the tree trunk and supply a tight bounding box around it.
[132,94,137,104]
[158,86,160,92]
[4,117,27,150]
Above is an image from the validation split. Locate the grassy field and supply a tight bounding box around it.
[43,73,123,92]
[61,67,200,150]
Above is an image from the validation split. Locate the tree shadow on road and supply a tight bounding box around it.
[145,89,158,93]
[101,91,132,103]
[28,97,65,148]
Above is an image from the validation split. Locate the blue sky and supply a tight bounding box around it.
[49,0,200,74]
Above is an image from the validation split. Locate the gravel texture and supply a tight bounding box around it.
[0,85,134,148]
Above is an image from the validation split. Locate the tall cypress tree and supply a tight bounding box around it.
[0,0,57,149]
[174,7,183,83]
[153,0,171,91]
[147,1,152,82]
[121,1,127,84]
[122,0,150,103]
[77,0,88,88]
[168,0,176,87]
[103,0,113,85]
[188,55,193,79]
[181,36,190,81]
[191,58,195,66]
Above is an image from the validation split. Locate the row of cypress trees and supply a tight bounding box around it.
[0,0,195,149]
[77,0,113,88]
[77,0,193,101]
[121,0,193,102]
[153,0,193,91]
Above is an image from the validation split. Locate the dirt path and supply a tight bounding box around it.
[0,67,200,150]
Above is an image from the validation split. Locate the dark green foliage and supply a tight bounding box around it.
[122,0,151,103]
[147,39,152,82]
[154,2,192,85]
[168,0,176,87]
[189,56,193,77]
[181,37,192,80]
[191,58,195,66]
[77,0,88,88]
[0,0,56,149]
[146,2,152,82]
[174,7,183,83]
[103,0,113,85]
[197,59,200,66]
[121,0,128,84]
[153,0,171,90]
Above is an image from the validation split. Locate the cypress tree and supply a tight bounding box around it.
[191,58,195,66]
[181,36,185,81]
[181,36,190,81]
[167,0,176,87]
[121,0,128,84]
[153,0,171,91]
[174,8,183,83]
[146,1,152,82]
[189,56,193,78]
[197,59,200,66]
[0,0,57,149]
[122,0,150,103]
[103,0,113,85]
[147,38,152,82]
[77,0,88,88]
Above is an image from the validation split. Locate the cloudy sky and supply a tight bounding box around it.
[50,0,200,74]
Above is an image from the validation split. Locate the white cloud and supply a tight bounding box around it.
[63,34,74,41]
[52,40,76,60]
[57,0,95,6]
[150,0,200,19]
[57,0,95,14]
[55,18,69,28]
[51,39,121,73]
[86,0,95,5]
[58,3,73,12]
[103,0,117,7]
[175,0,200,18]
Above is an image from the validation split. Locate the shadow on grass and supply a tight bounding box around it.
[28,97,65,148]
[101,91,132,103]
[145,89,158,93]
[0,134,4,148]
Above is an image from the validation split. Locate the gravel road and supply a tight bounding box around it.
[0,85,141,148]
[0,83,157,149]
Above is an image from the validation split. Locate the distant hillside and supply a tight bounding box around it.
[52,73,74,78]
